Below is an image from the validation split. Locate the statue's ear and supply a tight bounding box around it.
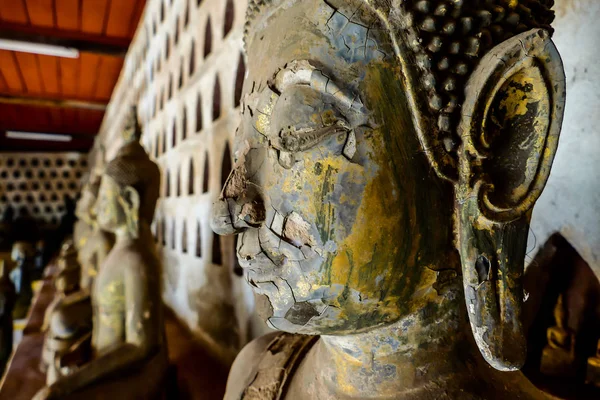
[455,29,566,371]
[120,186,141,238]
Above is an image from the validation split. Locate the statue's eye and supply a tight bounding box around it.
[273,121,351,169]
[278,123,349,153]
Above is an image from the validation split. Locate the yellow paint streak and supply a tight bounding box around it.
[497,71,541,118]
[255,91,278,135]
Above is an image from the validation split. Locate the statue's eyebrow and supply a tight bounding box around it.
[270,60,365,113]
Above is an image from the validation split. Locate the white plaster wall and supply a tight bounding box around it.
[528,0,600,276]
[93,0,256,365]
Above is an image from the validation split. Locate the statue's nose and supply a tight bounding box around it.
[211,161,266,236]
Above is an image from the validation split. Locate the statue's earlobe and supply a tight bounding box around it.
[455,29,566,371]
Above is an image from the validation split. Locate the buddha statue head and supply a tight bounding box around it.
[212,0,565,372]
[54,269,78,296]
[60,239,76,257]
[11,241,34,263]
[121,106,143,145]
[95,113,160,238]
[75,176,102,227]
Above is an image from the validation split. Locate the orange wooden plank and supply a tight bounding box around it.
[77,109,93,132]
[94,55,121,100]
[4,105,19,128]
[81,0,109,35]
[0,0,29,24]
[76,109,103,134]
[78,52,101,99]
[0,51,25,93]
[36,54,60,96]
[48,108,63,127]
[14,52,44,94]
[0,69,8,92]
[55,0,80,31]
[62,108,78,131]
[88,109,104,130]
[24,0,55,28]
[59,57,80,97]
[105,0,137,38]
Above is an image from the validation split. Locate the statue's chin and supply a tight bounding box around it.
[255,293,274,322]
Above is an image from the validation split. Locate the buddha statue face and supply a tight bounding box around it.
[11,241,33,262]
[121,106,142,144]
[95,175,140,236]
[212,0,456,335]
[75,184,99,226]
[213,0,565,369]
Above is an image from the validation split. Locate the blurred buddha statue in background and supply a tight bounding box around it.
[42,175,115,383]
[0,260,16,377]
[0,206,14,252]
[35,107,166,400]
[212,0,566,399]
[10,241,35,319]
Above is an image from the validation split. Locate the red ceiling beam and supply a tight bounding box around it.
[0,94,107,111]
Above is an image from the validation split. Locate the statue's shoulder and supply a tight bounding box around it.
[225,331,318,400]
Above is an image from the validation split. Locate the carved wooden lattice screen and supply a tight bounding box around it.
[0,153,87,226]
[92,0,253,364]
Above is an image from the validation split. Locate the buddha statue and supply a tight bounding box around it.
[34,107,166,400]
[211,0,566,399]
[540,294,577,377]
[72,211,92,255]
[586,339,600,387]
[74,145,105,254]
[0,206,15,252]
[39,241,82,374]
[51,240,81,283]
[34,239,47,279]
[74,176,115,290]
[41,269,81,378]
[0,260,16,377]
[41,176,115,382]
[10,241,35,319]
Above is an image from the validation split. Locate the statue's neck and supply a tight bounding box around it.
[312,286,485,398]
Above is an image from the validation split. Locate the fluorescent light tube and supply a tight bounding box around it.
[6,131,72,142]
[0,39,79,58]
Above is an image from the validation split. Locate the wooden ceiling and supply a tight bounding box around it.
[0,0,146,152]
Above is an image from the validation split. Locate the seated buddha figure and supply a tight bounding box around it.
[211,0,566,399]
[40,268,81,376]
[0,260,16,377]
[10,241,35,318]
[540,294,577,377]
[42,177,115,382]
[50,240,81,283]
[74,175,115,291]
[34,108,166,400]
[73,145,106,255]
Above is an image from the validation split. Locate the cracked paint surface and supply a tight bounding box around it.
[212,0,456,336]
[214,0,566,399]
